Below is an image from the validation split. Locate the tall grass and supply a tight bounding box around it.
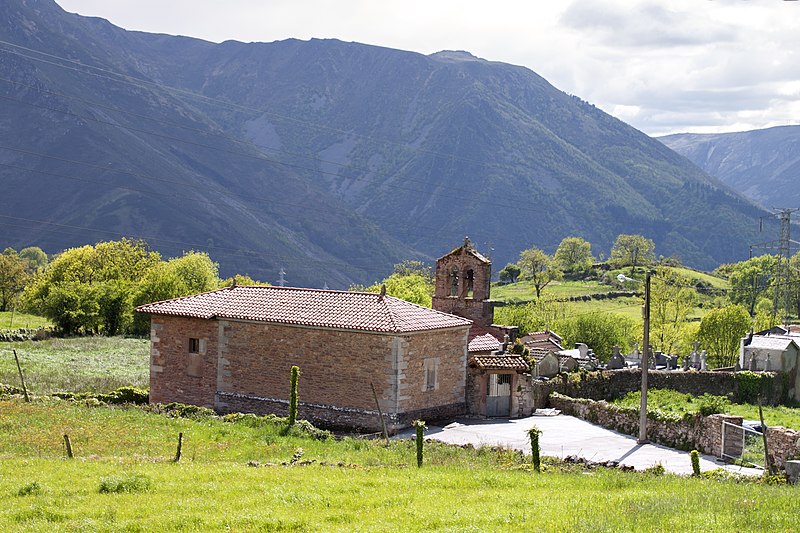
[0,337,148,394]
[0,398,797,532]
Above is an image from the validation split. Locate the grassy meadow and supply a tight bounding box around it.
[2,397,799,532]
[0,311,51,330]
[0,337,149,394]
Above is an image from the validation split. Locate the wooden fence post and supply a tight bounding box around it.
[13,350,30,402]
[64,434,74,459]
[174,432,183,463]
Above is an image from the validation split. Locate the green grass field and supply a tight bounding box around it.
[491,279,617,303]
[1,398,798,532]
[0,337,149,394]
[614,389,800,430]
[0,311,51,330]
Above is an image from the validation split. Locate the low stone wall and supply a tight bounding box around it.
[549,392,742,457]
[216,391,464,434]
[766,426,800,470]
[534,369,784,406]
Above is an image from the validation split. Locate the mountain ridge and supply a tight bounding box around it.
[0,0,772,286]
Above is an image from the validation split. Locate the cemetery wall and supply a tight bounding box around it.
[532,369,784,407]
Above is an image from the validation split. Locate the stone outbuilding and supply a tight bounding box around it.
[136,285,472,433]
[740,332,800,401]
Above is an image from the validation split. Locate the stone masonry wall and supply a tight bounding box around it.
[550,393,742,457]
[150,315,469,433]
[149,316,219,408]
[533,369,784,406]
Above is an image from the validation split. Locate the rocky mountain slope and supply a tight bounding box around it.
[660,126,800,210]
[0,0,770,286]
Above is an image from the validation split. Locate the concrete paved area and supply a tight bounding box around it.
[399,414,762,476]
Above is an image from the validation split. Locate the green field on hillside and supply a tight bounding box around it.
[0,398,797,532]
[491,280,618,303]
[0,337,149,394]
[0,312,51,330]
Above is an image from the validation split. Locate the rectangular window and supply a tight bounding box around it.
[422,357,440,392]
[189,338,200,354]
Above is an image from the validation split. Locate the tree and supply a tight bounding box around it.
[791,252,800,320]
[649,267,697,355]
[18,246,48,272]
[554,237,594,277]
[22,239,162,335]
[498,263,521,284]
[727,254,776,316]
[555,312,637,361]
[610,234,655,273]
[131,251,221,335]
[0,253,28,311]
[697,304,751,368]
[517,247,562,300]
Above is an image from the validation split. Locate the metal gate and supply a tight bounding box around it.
[486,373,512,417]
[721,421,766,470]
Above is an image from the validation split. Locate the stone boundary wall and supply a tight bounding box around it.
[533,369,784,407]
[766,426,800,470]
[217,391,464,434]
[549,392,742,457]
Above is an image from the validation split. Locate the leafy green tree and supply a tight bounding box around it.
[355,260,435,307]
[697,304,751,368]
[498,263,521,284]
[554,237,594,277]
[555,311,637,361]
[727,254,776,316]
[132,252,221,334]
[0,253,28,312]
[517,247,562,300]
[40,282,100,335]
[18,246,48,272]
[649,267,697,355]
[219,274,269,287]
[610,234,655,273]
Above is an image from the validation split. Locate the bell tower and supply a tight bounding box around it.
[432,237,494,327]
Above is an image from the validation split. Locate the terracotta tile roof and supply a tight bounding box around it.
[136,286,472,334]
[470,355,530,371]
[468,333,502,353]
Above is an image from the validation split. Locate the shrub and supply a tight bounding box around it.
[690,450,701,477]
[99,474,152,494]
[735,371,771,404]
[100,386,149,405]
[16,481,42,496]
[695,394,730,416]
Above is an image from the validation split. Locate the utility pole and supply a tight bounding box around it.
[278,268,287,288]
[639,270,651,444]
[617,271,652,444]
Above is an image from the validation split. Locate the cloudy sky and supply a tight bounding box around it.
[55,0,800,136]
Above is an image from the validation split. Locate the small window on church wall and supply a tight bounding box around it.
[189,338,200,353]
[449,267,459,297]
[423,357,440,392]
[465,269,474,298]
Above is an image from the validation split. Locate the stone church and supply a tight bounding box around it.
[136,238,531,433]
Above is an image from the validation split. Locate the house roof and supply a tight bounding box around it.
[468,332,502,353]
[437,238,491,264]
[470,355,530,372]
[136,286,472,334]
[747,335,800,352]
